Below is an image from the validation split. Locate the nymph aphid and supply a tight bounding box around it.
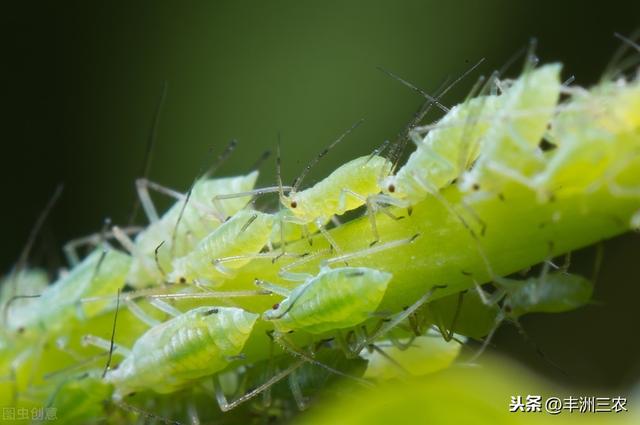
[167,209,276,287]
[259,266,392,334]
[98,306,258,400]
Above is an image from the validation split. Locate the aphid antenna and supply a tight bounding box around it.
[498,43,528,77]
[367,139,391,163]
[170,180,196,256]
[202,139,239,179]
[376,66,450,114]
[128,81,168,225]
[248,149,272,172]
[385,74,451,176]
[387,58,486,175]
[604,30,640,81]
[289,119,365,194]
[116,400,184,425]
[7,183,63,299]
[102,288,121,378]
[3,294,41,325]
[214,360,305,412]
[522,37,540,74]
[211,138,291,208]
[154,241,167,277]
[42,353,109,381]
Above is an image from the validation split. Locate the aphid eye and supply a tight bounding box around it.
[203,308,219,316]
[179,277,187,284]
[504,305,512,314]
[388,184,395,193]
[272,303,280,310]
[17,327,25,334]
[472,183,480,191]
[290,201,297,208]
[538,138,557,152]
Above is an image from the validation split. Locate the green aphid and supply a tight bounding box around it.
[169,209,275,287]
[262,267,391,335]
[105,306,257,400]
[118,172,259,288]
[14,249,130,337]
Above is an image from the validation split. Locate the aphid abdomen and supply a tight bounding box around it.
[106,306,258,398]
[169,210,275,285]
[265,267,392,334]
[508,272,593,317]
[291,156,391,221]
[538,79,640,194]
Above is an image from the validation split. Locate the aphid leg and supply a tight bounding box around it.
[135,178,184,223]
[139,289,273,302]
[386,331,416,351]
[137,177,219,222]
[211,186,292,220]
[277,249,330,281]
[466,312,503,364]
[186,402,201,425]
[254,279,291,297]
[81,335,131,357]
[115,401,183,425]
[149,298,182,317]
[356,285,447,352]
[112,226,154,272]
[432,291,465,342]
[369,343,411,375]
[484,160,540,192]
[288,370,310,410]
[315,218,343,254]
[323,234,419,267]
[63,226,140,267]
[339,188,381,245]
[473,279,507,306]
[124,297,161,327]
[214,360,304,412]
[272,333,373,387]
[213,252,301,271]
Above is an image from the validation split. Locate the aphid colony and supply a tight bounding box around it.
[1,52,639,424]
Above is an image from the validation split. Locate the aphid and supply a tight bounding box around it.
[276,134,393,249]
[260,266,391,335]
[470,255,594,361]
[360,331,463,380]
[536,74,640,201]
[168,209,275,287]
[113,170,260,288]
[378,63,562,207]
[459,62,562,194]
[98,306,257,400]
[13,248,131,337]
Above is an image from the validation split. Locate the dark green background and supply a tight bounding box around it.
[2,1,639,390]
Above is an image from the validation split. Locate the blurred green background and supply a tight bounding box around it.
[2,0,639,393]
